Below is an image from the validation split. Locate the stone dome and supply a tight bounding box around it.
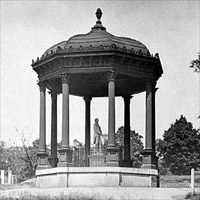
[42,8,150,59]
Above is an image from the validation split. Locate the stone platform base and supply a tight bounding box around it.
[36,167,159,188]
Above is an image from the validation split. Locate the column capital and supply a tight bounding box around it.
[83,96,92,104]
[60,73,70,84]
[154,87,159,94]
[107,71,117,82]
[122,95,133,102]
[144,78,156,89]
[49,89,58,98]
[37,81,47,91]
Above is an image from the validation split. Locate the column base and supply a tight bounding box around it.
[48,156,58,168]
[58,148,73,167]
[106,147,119,167]
[141,149,158,169]
[37,152,49,170]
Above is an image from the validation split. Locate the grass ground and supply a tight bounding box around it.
[1,187,198,200]
[185,192,200,200]
[160,175,200,188]
[0,184,26,190]
[0,191,100,200]
[0,175,199,200]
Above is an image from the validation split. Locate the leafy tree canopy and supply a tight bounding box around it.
[0,139,39,181]
[190,52,200,73]
[156,115,200,175]
[21,139,39,179]
[116,126,144,168]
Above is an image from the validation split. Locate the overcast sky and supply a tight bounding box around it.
[1,1,199,146]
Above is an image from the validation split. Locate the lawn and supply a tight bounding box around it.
[0,191,100,200]
[160,175,200,188]
[185,192,200,200]
[0,176,200,200]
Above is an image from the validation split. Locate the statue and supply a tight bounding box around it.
[93,118,102,152]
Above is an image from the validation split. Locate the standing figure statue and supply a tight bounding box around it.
[93,118,103,153]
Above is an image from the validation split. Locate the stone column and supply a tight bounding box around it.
[142,79,157,169]
[152,88,158,152]
[49,90,58,168]
[106,71,119,166]
[37,82,48,169]
[8,170,12,184]
[84,96,92,167]
[11,175,14,184]
[1,170,5,184]
[58,74,72,167]
[123,95,132,167]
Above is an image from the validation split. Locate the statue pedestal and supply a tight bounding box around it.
[89,154,106,167]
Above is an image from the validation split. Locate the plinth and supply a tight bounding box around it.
[58,148,73,167]
[37,152,49,170]
[141,149,158,169]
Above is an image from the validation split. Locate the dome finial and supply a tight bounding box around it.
[92,8,106,31]
[96,8,102,24]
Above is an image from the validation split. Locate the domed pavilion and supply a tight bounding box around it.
[32,8,163,188]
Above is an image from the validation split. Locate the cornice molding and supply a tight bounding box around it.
[32,44,158,65]
[35,55,160,82]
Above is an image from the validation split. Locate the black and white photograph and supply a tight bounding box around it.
[0,1,199,199]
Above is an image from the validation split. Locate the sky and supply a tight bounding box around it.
[0,0,199,147]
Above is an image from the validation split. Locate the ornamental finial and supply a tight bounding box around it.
[96,8,103,25]
[92,8,106,30]
[96,8,102,22]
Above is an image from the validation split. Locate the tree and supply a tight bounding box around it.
[21,139,39,179]
[0,138,39,181]
[190,53,200,120]
[115,126,144,168]
[156,139,173,175]
[190,52,200,72]
[156,115,200,175]
[0,141,6,169]
[0,142,26,181]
